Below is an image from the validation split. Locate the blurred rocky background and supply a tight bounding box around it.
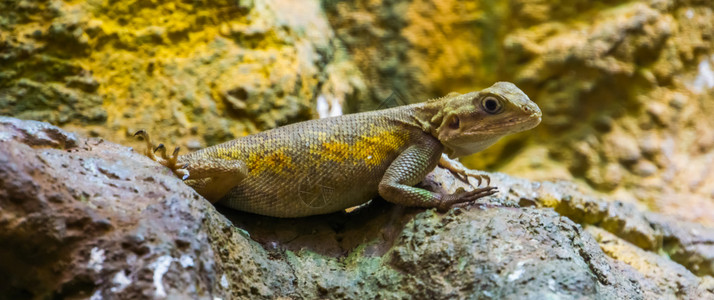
[1,0,714,298]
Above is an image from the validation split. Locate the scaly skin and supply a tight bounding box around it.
[137,82,541,217]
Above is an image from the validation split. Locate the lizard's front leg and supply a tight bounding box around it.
[439,154,490,186]
[377,138,498,211]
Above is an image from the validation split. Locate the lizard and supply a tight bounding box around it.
[135,82,541,218]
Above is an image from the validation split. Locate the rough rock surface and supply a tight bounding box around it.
[3,117,714,299]
[0,117,226,299]
[501,0,714,227]
[0,0,364,148]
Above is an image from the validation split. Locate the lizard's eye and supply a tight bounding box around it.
[481,96,503,114]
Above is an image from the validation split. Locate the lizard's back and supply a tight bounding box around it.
[185,106,430,217]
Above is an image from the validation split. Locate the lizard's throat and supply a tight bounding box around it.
[443,136,501,158]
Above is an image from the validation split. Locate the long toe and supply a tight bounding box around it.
[464,187,498,202]
[169,146,181,166]
[135,130,158,159]
[155,144,169,159]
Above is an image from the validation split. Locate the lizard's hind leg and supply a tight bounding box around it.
[134,130,189,179]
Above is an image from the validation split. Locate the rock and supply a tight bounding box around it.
[633,160,658,177]
[605,129,642,165]
[594,115,614,132]
[587,227,714,299]
[388,208,638,299]
[0,117,226,299]
[4,117,713,298]
[499,0,714,225]
[0,0,365,148]
[648,213,714,277]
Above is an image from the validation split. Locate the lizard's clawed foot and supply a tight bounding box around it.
[438,154,491,187]
[455,171,490,187]
[437,186,498,211]
[473,173,490,187]
[134,130,190,180]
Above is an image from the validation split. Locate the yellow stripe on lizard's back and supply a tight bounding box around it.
[314,141,351,163]
[352,126,410,166]
[214,144,241,160]
[305,124,410,167]
[246,148,295,176]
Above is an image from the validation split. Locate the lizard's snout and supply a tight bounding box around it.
[522,102,542,119]
[519,101,542,128]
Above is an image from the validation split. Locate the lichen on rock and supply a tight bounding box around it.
[1,0,365,149]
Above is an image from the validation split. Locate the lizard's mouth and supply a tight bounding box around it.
[443,113,540,157]
[475,113,541,135]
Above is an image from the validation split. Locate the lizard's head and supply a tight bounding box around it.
[433,82,541,158]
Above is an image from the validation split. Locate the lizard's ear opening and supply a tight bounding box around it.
[436,113,460,141]
[449,115,460,129]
